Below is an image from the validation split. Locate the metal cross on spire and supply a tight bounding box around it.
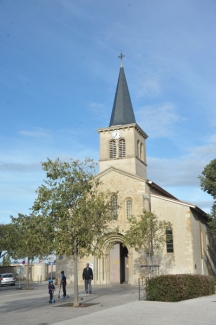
[118,51,125,67]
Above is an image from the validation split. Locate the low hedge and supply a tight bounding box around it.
[146,274,215,302]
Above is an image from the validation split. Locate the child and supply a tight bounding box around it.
[48,279,55,303]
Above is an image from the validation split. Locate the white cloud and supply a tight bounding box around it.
[0,126,100,179]
[136,103,182,138]
[19,127,52,138]
[148,156,201,187]
[89,102,105,109]
[88,102,107,115]
[0,162,41,172]
[186,144,216,159]
[207,134,216,144]
[147,143,216,213]
[148,143,216,188]
[0,126,99,223]
[137,76,161,98]
[87,102,110,123]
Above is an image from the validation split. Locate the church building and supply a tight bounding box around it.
[57,56,216,284]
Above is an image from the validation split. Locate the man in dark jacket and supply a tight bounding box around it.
[82,263,93,294]
[61,270,67,298]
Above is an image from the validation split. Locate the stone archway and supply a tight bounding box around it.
[109,243,129,283]
[92,233,132,285]
[100,234,130,284]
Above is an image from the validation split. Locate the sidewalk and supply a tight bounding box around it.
[1,282,216,325]
[52,293,216,325]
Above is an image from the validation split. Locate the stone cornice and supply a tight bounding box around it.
[97,123,148,139]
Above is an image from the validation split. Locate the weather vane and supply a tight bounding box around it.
[118,51,125,66]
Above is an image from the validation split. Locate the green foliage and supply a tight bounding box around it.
[0,223,16,256]
[146,274,215,302]
[123,210,172,256]
[199,159,216,236]
[0,214,54,289]
[31,158,116,258]
[31,157,117,306]
[0,214,53,261]
[208,201,216,236]
[199,159,216,199]
[0,224,7,258]
[2,253,11,266]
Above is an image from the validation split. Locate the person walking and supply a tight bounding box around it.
[61,270,67,298]
[82,263,93,294]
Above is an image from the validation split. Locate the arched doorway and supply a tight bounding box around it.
[110,243,128,283]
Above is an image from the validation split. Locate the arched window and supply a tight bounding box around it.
[119,139,126,158]
[126,199,132,219]
[140,143,143,160]
[110,140,116,158]
[166,228,174,253]
[137,140,140,158]
[110,195,118,220]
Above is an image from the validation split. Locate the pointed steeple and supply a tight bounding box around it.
[109,53,136,127]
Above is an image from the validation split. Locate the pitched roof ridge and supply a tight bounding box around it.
[151,193,207,217]
[147,180,178,200]
[96,166,146,181]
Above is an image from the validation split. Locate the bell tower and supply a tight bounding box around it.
[97,53,148,179]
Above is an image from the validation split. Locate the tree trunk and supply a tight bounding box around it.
[26,258,29,290]
[150,229,153,266]
[73,238,79,307]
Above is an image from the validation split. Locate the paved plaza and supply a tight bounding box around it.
[0,282,216,325]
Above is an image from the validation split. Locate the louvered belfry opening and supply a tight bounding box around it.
[118,139,126,158]
[110,140,116,158]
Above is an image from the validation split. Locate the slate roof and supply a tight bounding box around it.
[109,66,136,127]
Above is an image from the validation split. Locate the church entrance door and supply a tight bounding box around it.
[109,243,128,283]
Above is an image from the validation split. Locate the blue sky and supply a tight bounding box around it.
[0,0,216,224]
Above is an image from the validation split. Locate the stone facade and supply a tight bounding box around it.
[56,166,216,285]
[151,194,216,276]
[98,123,147,179]
[56,62,216,285]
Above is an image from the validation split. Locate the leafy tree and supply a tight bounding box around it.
[0,224,15,259]
[209,201,216,219]
[32,158,116,306]
[199,159,216,198]
[199,159,216,234]
[207,201,216,236]
[2,253,11,266]
[0,214,54,289]
[123,210,172,265]
[0,224,8,259]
